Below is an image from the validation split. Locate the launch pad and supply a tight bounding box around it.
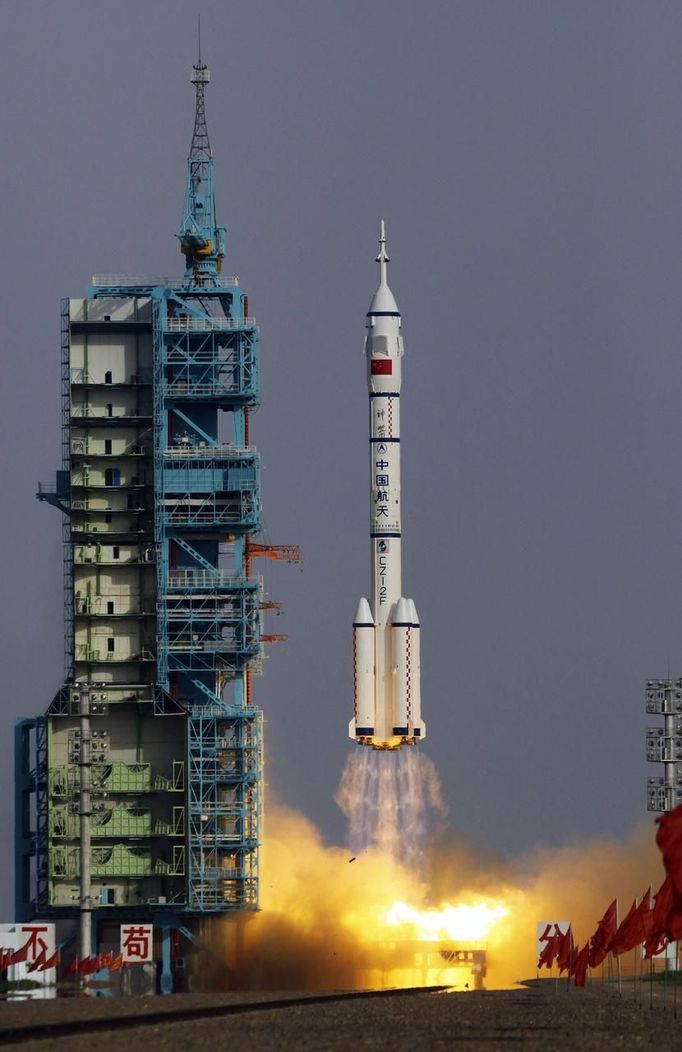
[367,941,488,992]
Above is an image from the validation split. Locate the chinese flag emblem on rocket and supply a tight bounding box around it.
[371,360,392,375]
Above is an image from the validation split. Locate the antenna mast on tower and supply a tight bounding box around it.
[176,27,226,286]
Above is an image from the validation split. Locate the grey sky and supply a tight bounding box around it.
[1,0,681,912]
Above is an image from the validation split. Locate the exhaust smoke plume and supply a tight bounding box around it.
[214,749,663,992]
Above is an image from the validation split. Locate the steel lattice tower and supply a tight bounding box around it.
[16,55,269,993]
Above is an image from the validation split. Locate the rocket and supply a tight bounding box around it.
[349,223,426,749]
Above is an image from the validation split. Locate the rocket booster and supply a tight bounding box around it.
[349,223,425,749]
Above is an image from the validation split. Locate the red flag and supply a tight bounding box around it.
[109,953,123,972]
[645,877,674,958]
[588,898,618,967]
[609,899,637,956]
[656,806,682,894]
[8,942,30,967]
[38,950,60,972]
[653,876,674,929]
[573,942,590,987]
[538,932,560,970]
[78,955,102,976]
[652,810,682,943]
[26,948,47,974]
[556,927,575,973]
[611,891,652,956]
[62,956,79,977]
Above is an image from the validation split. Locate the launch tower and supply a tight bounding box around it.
[15,55,268,990]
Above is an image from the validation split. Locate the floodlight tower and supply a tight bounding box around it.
[646,680,682,812]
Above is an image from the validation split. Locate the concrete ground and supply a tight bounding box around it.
[3,984,682,1050]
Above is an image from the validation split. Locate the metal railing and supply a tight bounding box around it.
[166,316,256,332]
[70,367,153,385]
[164,382,241,396]
[71,406,150,418]
[168,569,260,589]
[91,274,239,288]
[168,639,259,653]
[163,444,255,458]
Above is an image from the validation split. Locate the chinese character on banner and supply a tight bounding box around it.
[120,924,153,964]
[18,925,54,963]
[536,920,569,958]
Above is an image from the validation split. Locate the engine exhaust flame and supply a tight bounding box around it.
[335,747,446,869]
[385,900,509,942]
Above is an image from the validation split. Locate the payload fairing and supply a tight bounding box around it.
[349,224,426,749]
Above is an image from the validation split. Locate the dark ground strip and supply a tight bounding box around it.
[0,986,448,1046]
[3,985,682,1051]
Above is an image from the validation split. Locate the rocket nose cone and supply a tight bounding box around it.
[354,597,374,626]
[368,282,399,316]
[407,599,420,626]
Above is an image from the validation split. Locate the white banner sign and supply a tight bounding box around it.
[120,924,153,963]
[0,922,56,962]
[536,920,570,957]
[0,922,57,1000]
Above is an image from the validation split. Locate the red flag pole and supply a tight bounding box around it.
[616,900,622,996]
[669,942,677,1014]
[650,952,654,1009]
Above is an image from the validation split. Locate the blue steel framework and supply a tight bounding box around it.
[16,57,265,980]
[151,292,262,911]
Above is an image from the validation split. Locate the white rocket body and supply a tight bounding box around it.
[349,225,425,749]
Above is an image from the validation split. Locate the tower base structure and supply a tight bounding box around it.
[18,276,264,991]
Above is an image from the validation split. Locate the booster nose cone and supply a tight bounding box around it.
[353,597,374,626]
[391,597,411,625]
